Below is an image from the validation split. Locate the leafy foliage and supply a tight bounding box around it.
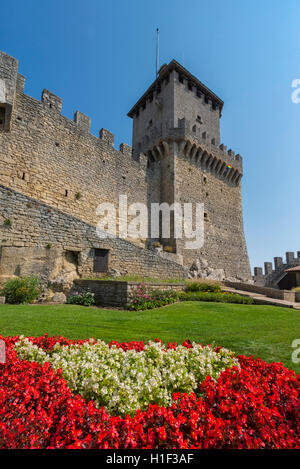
[1,277,41,304]
[15,337,238,417]
[127,283,178,310]
[180,291,254,304]
[67,291,95,307]
[185,281,222,293]
[0,334,298,449]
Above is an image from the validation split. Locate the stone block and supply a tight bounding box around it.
[52,292,67,303]
[41,89,62,112]
[99,128,114,146]
[264,262,273,276]
[274,257,283,269]
[74,110,91,132]
[254,267,263,277]
[286,252,295,264]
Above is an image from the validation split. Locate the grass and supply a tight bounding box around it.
[0,302,299,372]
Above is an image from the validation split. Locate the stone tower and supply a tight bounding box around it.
[128,60,251,281]
[0,51,251,283]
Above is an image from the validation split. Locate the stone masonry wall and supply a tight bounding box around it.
[173,70,221,146]
[73,279,186,306]
[224,281,299,303]
[0,185,186,288]
[174,149,251,281]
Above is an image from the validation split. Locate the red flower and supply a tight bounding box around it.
[0,335,299,449]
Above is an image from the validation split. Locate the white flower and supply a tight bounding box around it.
[14,338,239,417]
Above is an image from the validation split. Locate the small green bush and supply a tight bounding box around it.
[67,291,95,306]
[180,291,254,304]
[4,218,12,227]
[1,277,41,304]
[185,281,222,293]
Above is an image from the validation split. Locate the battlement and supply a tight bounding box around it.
[128,58,243,186]
[253,250,300,287]
[128,59,224,118]
[0,51,132,157]
[139,117,243,185]
[175,117,242,167]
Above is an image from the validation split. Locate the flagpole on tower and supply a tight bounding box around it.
[156,28,159,79]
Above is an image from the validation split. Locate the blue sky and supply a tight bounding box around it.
[1,0,299,272]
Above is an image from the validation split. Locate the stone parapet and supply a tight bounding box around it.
[73,279,186,306]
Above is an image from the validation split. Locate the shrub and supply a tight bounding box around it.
[185,280,222,293]
[163,245,174,253]
[180,291,254,304]
[67,290,95,306]
[292,287,300,292]
[0,276,41,304]
[127,283,178,311]
[75,192,82,200]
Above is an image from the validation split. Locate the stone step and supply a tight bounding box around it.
[223,286,300,310]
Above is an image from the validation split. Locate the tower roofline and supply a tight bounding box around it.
[127,59,224,118]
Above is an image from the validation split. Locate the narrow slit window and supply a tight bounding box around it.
[0,107,5,129]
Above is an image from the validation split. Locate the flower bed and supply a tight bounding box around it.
[0,335,299,449]
[14,337,238,416]
[127,283,179,310]
[127,283,253,310]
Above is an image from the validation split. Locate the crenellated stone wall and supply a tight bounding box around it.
[0,68,153,249]
[254,251,300,288]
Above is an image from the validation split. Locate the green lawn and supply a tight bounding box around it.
[0,302,299,372]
